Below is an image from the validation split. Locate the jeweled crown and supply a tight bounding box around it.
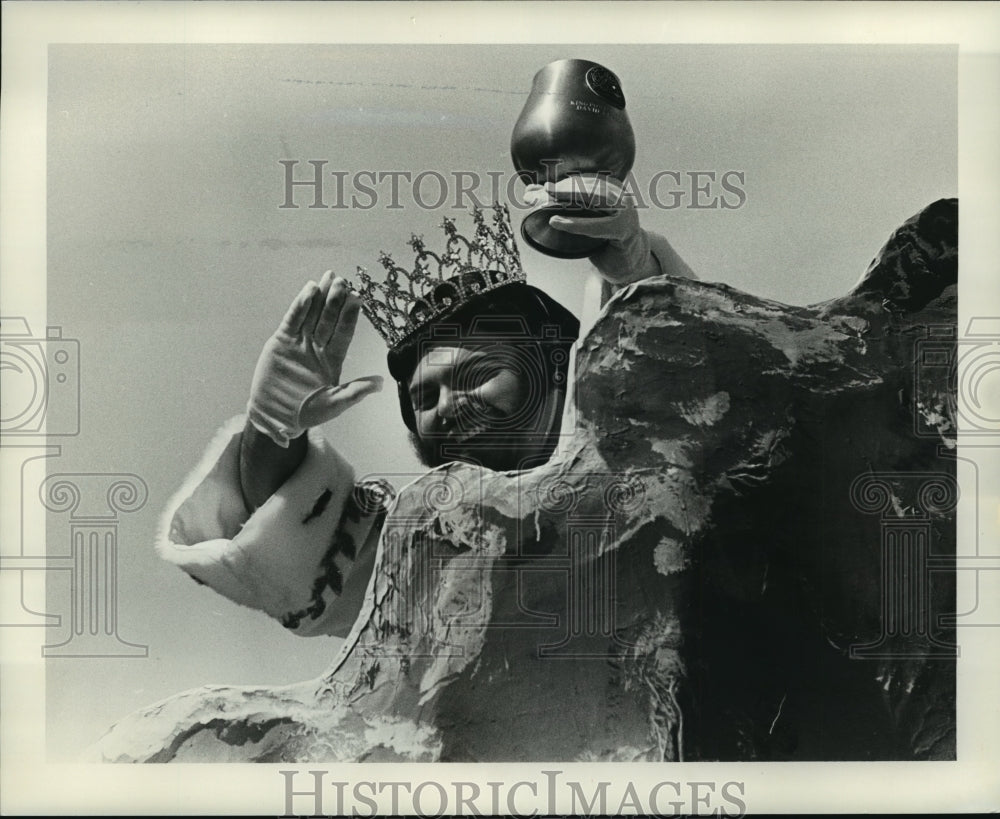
[354,203,525,350]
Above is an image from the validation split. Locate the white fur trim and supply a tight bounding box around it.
[156,415,373,633]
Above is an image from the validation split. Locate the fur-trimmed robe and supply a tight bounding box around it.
[156,232,695,638]
[157,415,393,637]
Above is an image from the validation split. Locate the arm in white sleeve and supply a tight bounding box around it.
[648,230,697,281]
[156,416,393,638]
[580,230,699,331]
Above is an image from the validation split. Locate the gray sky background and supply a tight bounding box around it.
[42,43,956,758]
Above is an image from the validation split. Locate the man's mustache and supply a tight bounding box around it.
[430,403,512,438]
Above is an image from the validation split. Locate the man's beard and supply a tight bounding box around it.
[407,388,567,472]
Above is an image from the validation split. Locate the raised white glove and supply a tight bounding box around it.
[247,271,383,447]
[524,177,660,285]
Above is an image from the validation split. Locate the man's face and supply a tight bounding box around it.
[406,342,562,471]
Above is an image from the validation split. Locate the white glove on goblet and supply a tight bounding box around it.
[524,176,660,285]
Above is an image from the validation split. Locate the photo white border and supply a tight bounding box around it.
[1,1,998,814]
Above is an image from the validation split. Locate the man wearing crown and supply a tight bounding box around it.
[158,181,696,637]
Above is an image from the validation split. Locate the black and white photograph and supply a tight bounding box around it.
[1,2,998,815]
